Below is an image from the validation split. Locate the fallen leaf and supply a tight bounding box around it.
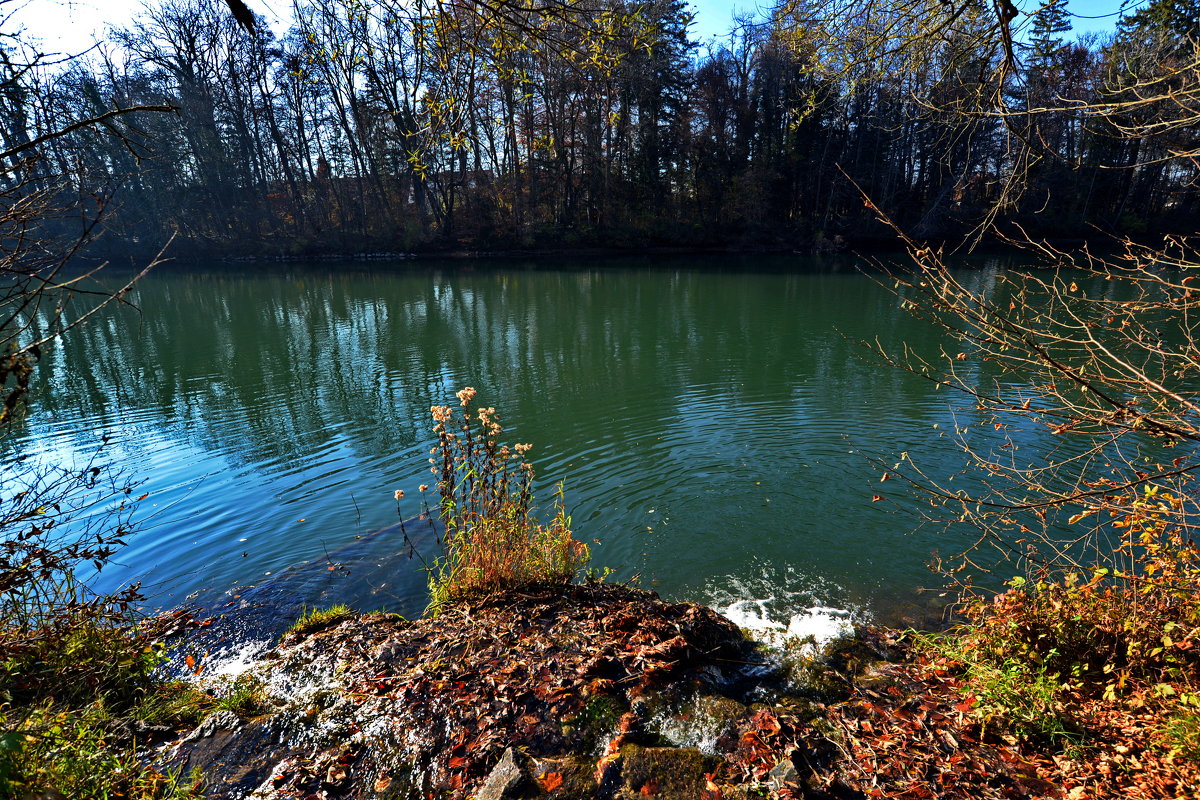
[539,771,564,792]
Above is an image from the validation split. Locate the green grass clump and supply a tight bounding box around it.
[285,604,354,638]
[915,630,1076,747]
[1158,707,1200,761]
[215,673,269,718]
[421,388,589,612]
[135,681,217,727]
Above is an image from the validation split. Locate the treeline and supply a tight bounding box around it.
[3,0,1199,255]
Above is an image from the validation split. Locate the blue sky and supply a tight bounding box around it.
[10,0,1132,56]
[687,0,1131,40]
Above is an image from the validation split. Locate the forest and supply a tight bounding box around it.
[2,0,1197,256]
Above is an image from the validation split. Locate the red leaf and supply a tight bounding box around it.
[539,772,564,792]
[752,708,781,735]
[639,779,660,796]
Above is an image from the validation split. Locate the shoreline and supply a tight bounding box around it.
[144,582,1077,800]
[160,582,902,799]
[149,576,1200,800]
[77,235,1121,269]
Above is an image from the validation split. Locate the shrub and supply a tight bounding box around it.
[0,457,203,798]
[920,478,1200,755]
[422,388,589,610]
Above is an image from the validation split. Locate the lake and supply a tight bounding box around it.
[5,253,1027,631]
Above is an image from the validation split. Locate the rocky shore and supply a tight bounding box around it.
[150,583,1089,800]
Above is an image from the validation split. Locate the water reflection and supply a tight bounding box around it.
[10,256,1013,619]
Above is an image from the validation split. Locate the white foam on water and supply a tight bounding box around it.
[722,598,786,633]
[702,562,865,654]
[654,709,729,755]
[721,600,856,653]
[785,606,855,656]
[200,639,272,679]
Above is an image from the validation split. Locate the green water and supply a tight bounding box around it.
[7,254,1023,624]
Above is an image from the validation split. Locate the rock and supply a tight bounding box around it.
[180,710,241,743]
[166,715,294,799]
[617,745,719,799]
[532,756,599,799]
[476,747,530,800]
[768,755,801,793]
[155,585,770,799]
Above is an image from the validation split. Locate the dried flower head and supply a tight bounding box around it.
[394,490,405,500]
[456,387,477,406]
[419,484,429,493]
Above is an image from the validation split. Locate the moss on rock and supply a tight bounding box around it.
[616,744,719,799]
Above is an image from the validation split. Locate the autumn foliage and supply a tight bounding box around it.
[900,476,1200,799]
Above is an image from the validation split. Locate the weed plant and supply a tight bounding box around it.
[215,673,269,718]
[422,388,589,610]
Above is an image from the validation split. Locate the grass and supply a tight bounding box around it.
[0,703,202,800]
[135,681,218,727]
[915,630,1077,747]
[214,673,269,717]
[419,388,590,612]
[1159,707,1200,761]
[285,604,354,638]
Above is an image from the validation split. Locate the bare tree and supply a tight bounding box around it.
[0,26,175,420]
